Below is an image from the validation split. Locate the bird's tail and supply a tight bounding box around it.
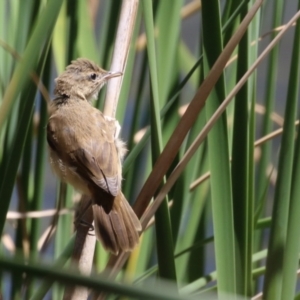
[92,192,142,255]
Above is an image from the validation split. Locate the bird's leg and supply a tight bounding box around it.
[74,197,94,233]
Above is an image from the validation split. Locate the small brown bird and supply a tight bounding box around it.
[47,58,141,255]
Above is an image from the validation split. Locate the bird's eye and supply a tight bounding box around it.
[90,73,97,80]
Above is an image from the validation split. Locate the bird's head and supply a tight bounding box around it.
[54,58,122,102]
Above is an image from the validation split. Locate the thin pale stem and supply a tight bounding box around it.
[104,0,139,118]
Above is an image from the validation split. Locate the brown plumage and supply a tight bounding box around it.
[47,58,141,255]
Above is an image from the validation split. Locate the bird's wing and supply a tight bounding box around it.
[47,110,121,197]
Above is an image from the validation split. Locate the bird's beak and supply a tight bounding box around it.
[102,71,123,81]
